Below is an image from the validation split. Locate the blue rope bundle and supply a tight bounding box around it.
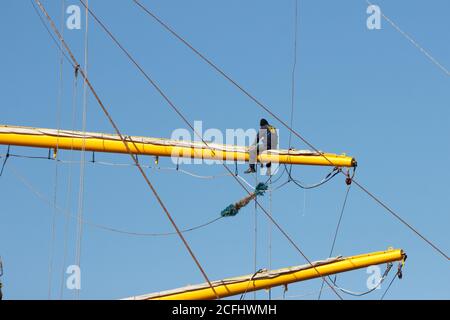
[221,183,268,217]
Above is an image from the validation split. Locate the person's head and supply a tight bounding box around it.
[260,118,269,127]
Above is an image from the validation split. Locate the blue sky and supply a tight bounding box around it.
[0,0,449,300]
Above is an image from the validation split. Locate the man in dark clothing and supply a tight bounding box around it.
[244,118,278,174]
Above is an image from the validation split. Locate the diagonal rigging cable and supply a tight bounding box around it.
[29,0,74,68]
[365,0,449,77]
[33,0,220,299]
[131,0,449,261]
[352,179,449,260]
[77,0,344,299]
[318,185,352,300]
[380,268,400,300]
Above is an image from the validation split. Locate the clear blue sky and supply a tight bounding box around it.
[0,0,448,300]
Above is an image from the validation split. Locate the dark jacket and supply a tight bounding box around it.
[256,124,277,150]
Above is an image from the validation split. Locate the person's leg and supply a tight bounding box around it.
[245,145,257,173]
[266,130,278,170]
[260,140,268,167]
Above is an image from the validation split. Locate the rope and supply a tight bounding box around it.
[240,268,266,300]
[74,0,89,299]
[29,0,75,68]
[280,267,395,300]
[365,0,449,77]
[9,163,224,237]
[318,184,352,299]
[288,0,299,150]
[288,0,299,178]
[48,0,68,297]
[60,55,78,299]
[268,175,273,300]
[352,178,449,261]
[330,262,393,297]
[286,165,341,189]
[132,0,448,261]
[2,152,294,196]
[380,270,399,300]
[34,0,220,299]
[253,173,258,300]
[2,152,242,180]
[0,146,10,177]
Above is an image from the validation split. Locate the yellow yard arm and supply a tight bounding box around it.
[0,125,356,167]
[125,248,405,300]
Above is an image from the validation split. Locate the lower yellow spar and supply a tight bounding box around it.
[125,248,405,300]
[0,124,356,167]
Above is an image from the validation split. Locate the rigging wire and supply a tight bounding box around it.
[253,172,258,300]
[2,152,294,206]
[240,268,266,301]
[2,152,246,181]
[318,184,352,299]
[0,146,10,177]
[328,262,393,297]
[47,0,66,299]
[285,165,341,189]
[282,262,393,299]
[352,178,449,261]
[365,0,449,77]
[60,65,78,299]
[74,0,89,300]
[288,0,299,178]
[380,269,400,300]
[9,162,225,237]
[3,149,293,238]
[288,0,298,150]
[33,0,220,299]
[267,174,273,300]
[130,0,448,261]
[29,0,74,68]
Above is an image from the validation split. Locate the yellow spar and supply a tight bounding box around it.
[0,125,356,167]
[125,248,405,300]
